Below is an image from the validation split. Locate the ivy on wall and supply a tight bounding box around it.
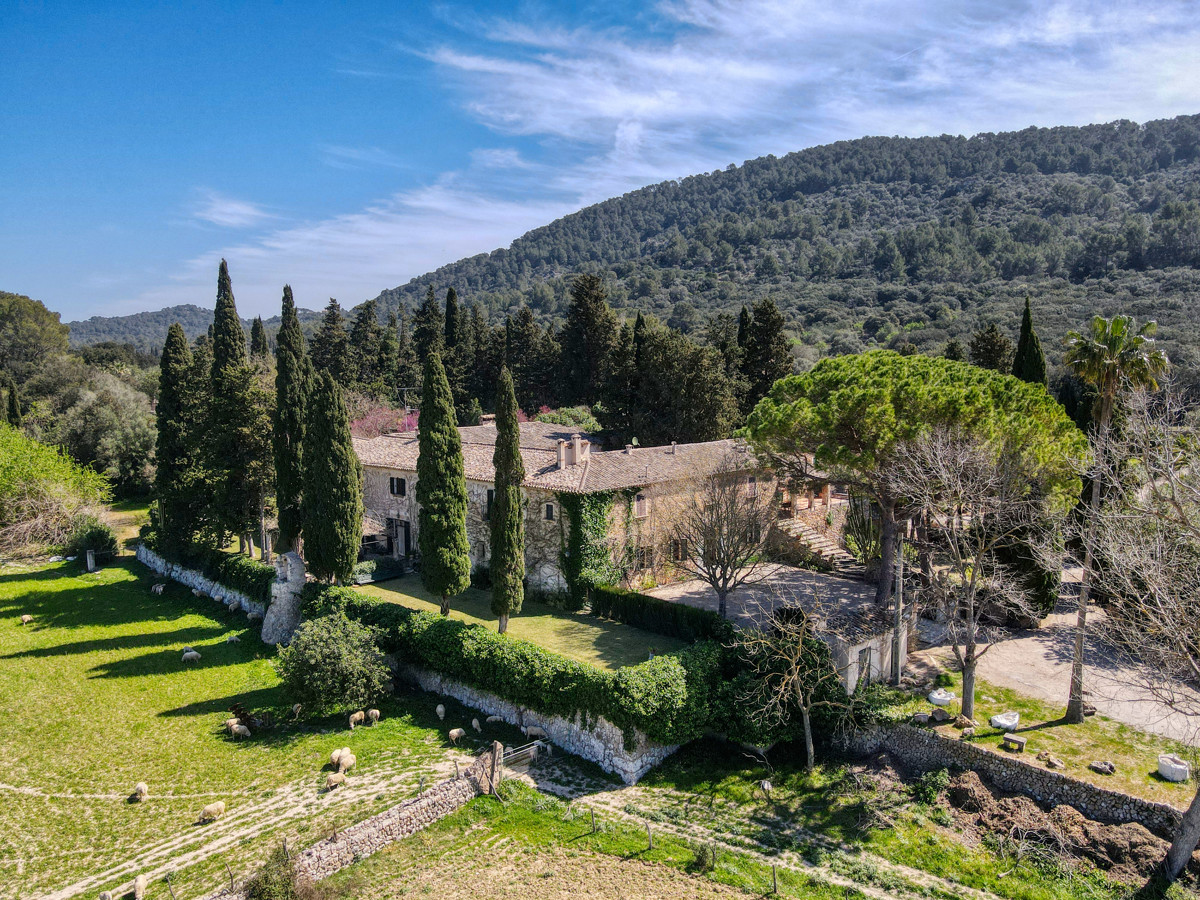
[557,490,620,605]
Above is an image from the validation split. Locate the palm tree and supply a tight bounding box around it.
[1063,315,1168,723]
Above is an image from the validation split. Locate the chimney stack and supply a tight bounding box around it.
[671,441,677,455]
[624,444,633,454]
[556,439,567,470]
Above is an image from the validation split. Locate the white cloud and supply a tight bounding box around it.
[319,145,410,170]
[191,190,275,229]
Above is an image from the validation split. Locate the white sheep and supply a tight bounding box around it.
[366,708,380,726]
[132,782,149,802]
[292,703,302,719]
[19,614,32,626]
[435,703,445,721]
[349,710,365,730]
[759,779,773,800]
[325,772,346,790]
[521,725,547,740]
[226,634,239,643]
[151,583,165,595]
[485,715,503,724]
[198,800,225,823]
[226,601,240,613]
[181,650,201,664]
[181,646,193,653]
[192,589,203,597]
[224,717,241,734]
[247,610,263,621]
[337,751,356,773]
[471,718,482,733]
[448,727,467,745]
[133,874,148,899]
[230,723,251,739]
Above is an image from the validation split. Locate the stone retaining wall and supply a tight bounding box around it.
[405,666,678,785]
[851,723,1184,839]
[135,544,304,645]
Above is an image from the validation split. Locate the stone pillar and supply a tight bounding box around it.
[261,551,306,645]
[821,484,832,506]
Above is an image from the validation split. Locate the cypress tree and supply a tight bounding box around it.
[3,374,21,426]
[742,297,792,412]
[736,305,751,348]
[444,287,461,350]
[349,299,382,390]
[208,260,262,550]
[155,323,201,551]
[416,352,471,615]
[377,312,400,400]
[561,273,617,405]
[490,367,525,633]
[1012,297,1048,385]
[301,371,362,583]
[250,316,269,357]
[413,285,444,360]
[274,286,309,552]
[395,310,420,406]
[311,298,351,386]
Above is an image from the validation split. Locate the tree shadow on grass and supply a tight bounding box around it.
[86,638,265,679]
[2,624,225,660]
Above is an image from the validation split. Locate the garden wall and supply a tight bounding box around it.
[850,723,1184,839]
[405,666,679,785]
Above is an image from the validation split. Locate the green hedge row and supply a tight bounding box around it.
[301,583,722,748]
[146,535,276,605]
[588,584,731,643]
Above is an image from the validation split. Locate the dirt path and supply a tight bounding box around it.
[42,750,475,900]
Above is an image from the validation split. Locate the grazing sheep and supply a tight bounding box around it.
[349,710,365,730]
[366,708,380,726]
[292,703,302,719]
[226,634,239,643]
[181,650,201,664]
[485,715,503,724]
[471,718,482,733]
[224,717,241,734]
[192,589,203,597]
[247,610,263,621]
[435,703,445,721]
[19,614,32,626]
[198,800,225,823]
[337,751,356,773]
[330,746,351,768]
[448,727,467,745]
[99,892,113,900]
[133,874,148,899]
[325,772,346,790]
[226,601,240,613]
[151,583,165,595]
[230,723,251,739]
[181,646,194,653]
[133,782,149,802]
[521,725,547,740]
[759,779,773,800]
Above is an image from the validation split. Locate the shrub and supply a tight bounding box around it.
[244,845,329,900]
[63,515,119,559]
[275,611,391,715]
[146,541,276,604]
[910,768,950,805]
[588,584,731,642]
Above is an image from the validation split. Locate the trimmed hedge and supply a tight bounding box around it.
[300,583,722,747]
[588,584,731,643]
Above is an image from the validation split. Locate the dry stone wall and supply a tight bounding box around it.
[136,545,263,617]
[406,666,678,784]
[851,723,1184,839]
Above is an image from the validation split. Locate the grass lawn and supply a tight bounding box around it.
[358,576,686,670]
[0,559,520,900]
[883,672,1199,808]
[107,498,151,550]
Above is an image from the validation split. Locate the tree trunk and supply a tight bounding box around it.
[498,614,509,634]
[259,502,272,564]
[1067,397,1113,724]
[875,499,897,608]
[800,704,815,772]
[238,533,248,555]
[917,511,932,586]
[440,594,450,616]
[1163,782,1200,880]
[962,657,977,721]
[717,588,728,620]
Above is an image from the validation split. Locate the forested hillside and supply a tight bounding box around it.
[375,114,1200,380]
[66,304,324,353]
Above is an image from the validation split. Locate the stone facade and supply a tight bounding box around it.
[136,544,306,646]
[405,666,678,784]
[849,723,1184,839]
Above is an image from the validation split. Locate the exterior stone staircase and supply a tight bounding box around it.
[773,518,867,579]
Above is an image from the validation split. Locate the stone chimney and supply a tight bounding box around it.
[670,441,678,455]
[624,444,633,454]
[558,435,591,468]
[556,439,567,470]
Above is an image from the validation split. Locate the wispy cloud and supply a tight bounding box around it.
[191,190,275,229]
[139,0,1200,316]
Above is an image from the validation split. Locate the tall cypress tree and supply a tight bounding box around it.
[561,273,618,405]
[417,352,471,615]
[208,260,262,550]
[349,299,383,390]
[311,298,351,386]
[377,312,400,400]
[395,310,420,407]
[3,374,21,427]
[274,286,309,552]
[736,305,752,349]
[1012,297,1048,385]
[490,367,525,633]
[413,285,444,360]
[301,371,362,583]
[444,287,461,350]
[742,297,792,412]
[250,316,269,357]
[155,324,199,551]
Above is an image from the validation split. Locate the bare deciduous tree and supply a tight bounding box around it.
[669,453,776,619]
[1085,387,1200,881]
[736,591,853,771]
[888,428,1062,721]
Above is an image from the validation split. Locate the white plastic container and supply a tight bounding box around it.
[927,688,955,707]
[1158,754,1190,783]
[989,712,1020,732]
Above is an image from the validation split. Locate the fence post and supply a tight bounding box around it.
[591,809,596,833]
[772,864,778,893]
[86,549,96,572]
[646,822,653,850]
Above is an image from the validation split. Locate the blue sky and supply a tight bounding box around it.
[4,0,1200,321]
